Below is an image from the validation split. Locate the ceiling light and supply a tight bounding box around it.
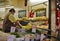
[30,0,48,4]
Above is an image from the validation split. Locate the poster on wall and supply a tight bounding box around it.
[36,8,46,17]
[18,10,26,18]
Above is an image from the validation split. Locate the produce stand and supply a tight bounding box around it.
[7,17,50,41]
[9,27,59,41]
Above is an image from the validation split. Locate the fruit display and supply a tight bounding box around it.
[28,16,48,21]
[19,16,48,30]
[12,17,48,40]
[22,22,32,30]
[37,25,48,29]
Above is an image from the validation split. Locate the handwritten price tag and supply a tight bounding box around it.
[10,26,16,32]
[7,35,16,41]
[25,34,30,41]
[32,26,36,33]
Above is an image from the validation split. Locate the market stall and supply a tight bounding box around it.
[8,0,50,41]
[0,0,52,41]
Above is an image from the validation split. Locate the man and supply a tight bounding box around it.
[3,8,22,33]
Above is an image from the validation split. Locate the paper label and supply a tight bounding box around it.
[21,28,25,33]
[16,38,24,41]
[25,34,30,41]
[34,34,40,40]
[7,35,16,41]
[32,26,36,33]
[36,34,40,40]
[40,34,46,41]
[10,26,16,32]
[18,28,25,33]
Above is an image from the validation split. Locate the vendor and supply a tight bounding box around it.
[3,8,22,33]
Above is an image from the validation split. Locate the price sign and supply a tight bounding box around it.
[10,26,16,32]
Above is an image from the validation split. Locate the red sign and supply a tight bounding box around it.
[57,10,60,25]
[29,11,34,18]
[58,10,60,17]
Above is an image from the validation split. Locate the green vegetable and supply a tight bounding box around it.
[10,32,20,38]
